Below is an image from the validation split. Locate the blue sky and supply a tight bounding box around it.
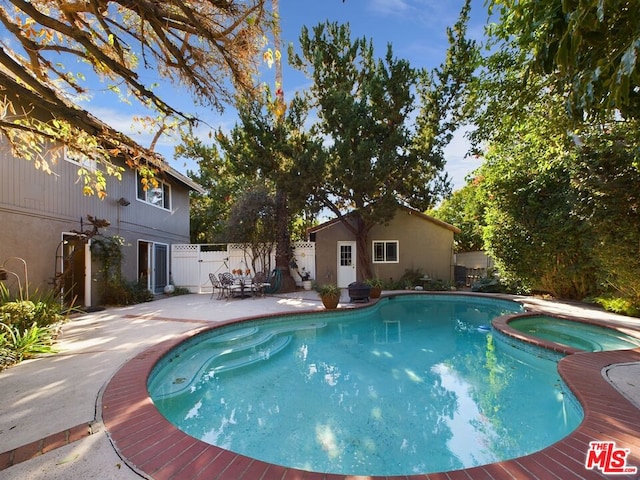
[82,0,488,190]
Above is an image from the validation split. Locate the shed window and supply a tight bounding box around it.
[137,172,171,210]
[373,241,398,263]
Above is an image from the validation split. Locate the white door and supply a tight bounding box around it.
[337,241,357,287]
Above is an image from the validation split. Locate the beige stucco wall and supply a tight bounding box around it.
[312,208,456,285]
[369,209,455,281]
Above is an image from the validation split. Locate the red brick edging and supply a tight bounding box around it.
[0,423,94,471]
[101,307,640,480]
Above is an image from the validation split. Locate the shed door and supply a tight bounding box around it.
[337,241,356,287]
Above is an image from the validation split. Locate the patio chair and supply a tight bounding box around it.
[219,272,242,299]
[251,271,271,297]
[209,273,224,300]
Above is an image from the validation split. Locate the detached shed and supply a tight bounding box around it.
[309,205,460,287]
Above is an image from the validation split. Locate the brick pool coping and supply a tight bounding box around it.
[102,303,640,480]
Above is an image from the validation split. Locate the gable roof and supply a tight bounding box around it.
[162,164,205,194]
[309,204,461,234]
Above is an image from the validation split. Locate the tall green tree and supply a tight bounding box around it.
[175,137,250,243]
[487,0,640,120]
[465,1,640,306]
[217,90,325,291]
[569,121,640,306]
[226,183,278,274]
[476,108,600,298]
[428,180,486,253]
[289,2,477,278]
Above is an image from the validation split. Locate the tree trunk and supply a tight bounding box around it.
[354,215,373,280]
[274,188,296,292]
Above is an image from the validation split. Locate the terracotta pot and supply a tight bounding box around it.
[370,286,381,299]
[321,294,339,309]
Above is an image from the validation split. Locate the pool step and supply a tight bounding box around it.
[150,333,291,398]
[211,334,292,374]
[150,328,275,391]
[149,321,327,399]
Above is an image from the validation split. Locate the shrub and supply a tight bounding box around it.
[101,278,154,305]
[422,279,454,291]
[593,295,640,318]
[0,268,68,370]
[0,288,69,331]
[0,322,56,370]
[317,283,341,298]
[399,268,424,287]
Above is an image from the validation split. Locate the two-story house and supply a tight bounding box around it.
[0,143,203,307]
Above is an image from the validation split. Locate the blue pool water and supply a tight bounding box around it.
[148,295,583,476]
[509,316,640,352]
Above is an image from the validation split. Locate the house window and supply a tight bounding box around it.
[372,241,399,263]
[64,147,97,172]
[137,172,171,210]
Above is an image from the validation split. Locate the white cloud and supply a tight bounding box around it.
[369,0,412,16]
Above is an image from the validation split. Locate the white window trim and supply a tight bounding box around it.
[372,240,399,263]
[136,171,172,211]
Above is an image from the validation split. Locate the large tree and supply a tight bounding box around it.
[216,90,325,291]
[476,97,600,299]
[428,181,485,253]
[175,137,253,244]
[0,0,270,195]
[289,2,477,279]
[464,4,640,304]
[487,0,640,120]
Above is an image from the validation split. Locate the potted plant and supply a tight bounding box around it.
[365,278,384,298]
[318,283,341,309]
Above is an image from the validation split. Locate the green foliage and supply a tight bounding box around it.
[488,0,640,120]
[227,185,275,243]
[429,181,486,252]
[398,268,425,288]
[468,39,639,303]
[471,272,530,295]
[317,283,341,298]
[178,136,255,243]
[101,279,154,306]
[0,288,69,331]
[0,283,69,370]
[90,234,153,305]
[91,235,125,284]
[569,122,640,306]
[422,279,454,291]
[172,286,191,296]
[592,295,640,318]
[365,278,385,288]
[1,323,56,363]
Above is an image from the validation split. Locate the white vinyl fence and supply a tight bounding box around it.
[171,242,315,294]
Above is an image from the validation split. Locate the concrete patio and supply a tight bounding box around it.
[0,291,638,479]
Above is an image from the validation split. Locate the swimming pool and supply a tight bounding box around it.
[148,295,583,476]
[507,315,640,352]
